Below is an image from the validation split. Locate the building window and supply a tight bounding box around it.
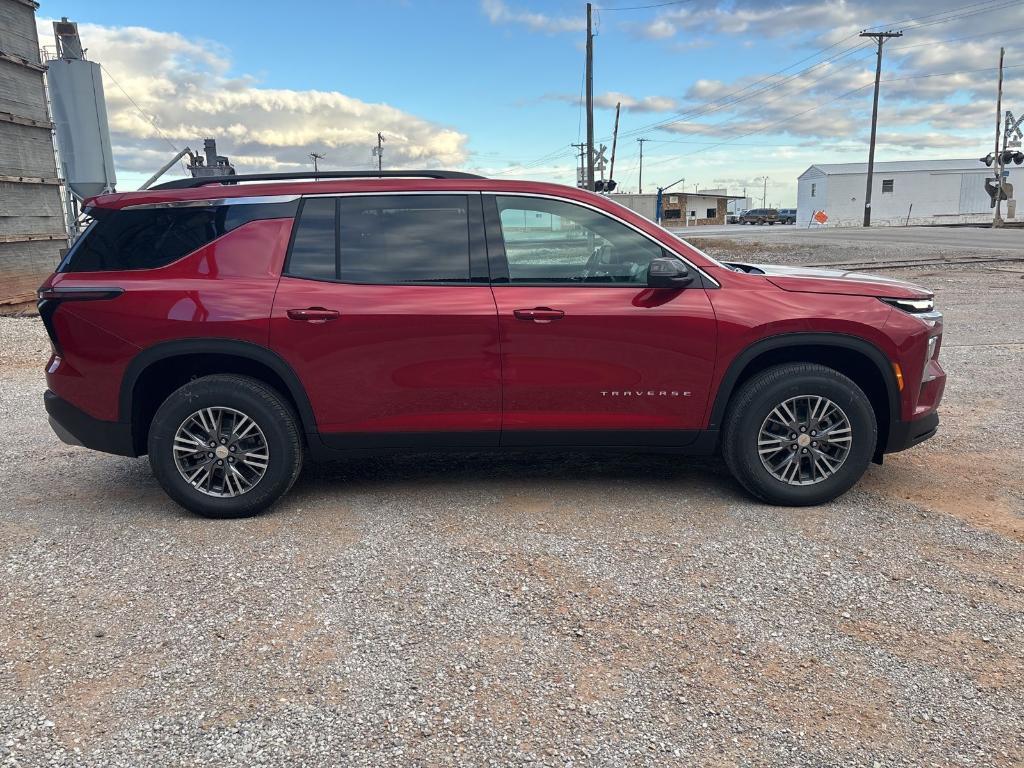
[706,208,716,218]
[689,210,696,218]
[881,179,894,193]
[810,183,817,197]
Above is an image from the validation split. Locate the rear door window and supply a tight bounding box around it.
[338,195,470,284]
[286,198,337,280]
[285,194,473,284]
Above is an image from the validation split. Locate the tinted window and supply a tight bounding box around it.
[496,196,663,285]
[61,201,297,273]
[337,195,470,284]
[287,198,337,280]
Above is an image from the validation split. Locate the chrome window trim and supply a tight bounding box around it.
[122,194,300,210]
[302,190,719,286]
[123,189,720,287]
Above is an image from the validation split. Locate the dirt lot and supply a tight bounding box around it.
[1,238,1022,766]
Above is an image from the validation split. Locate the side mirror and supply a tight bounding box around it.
[647,257,694,289]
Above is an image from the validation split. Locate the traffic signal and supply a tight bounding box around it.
[594,179,617,192]
[979,151,1023,166]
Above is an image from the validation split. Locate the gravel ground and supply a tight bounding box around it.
[1,253,1022,767]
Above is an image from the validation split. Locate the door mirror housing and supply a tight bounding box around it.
[647,257,694,289]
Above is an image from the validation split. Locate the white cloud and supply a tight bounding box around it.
[38,19,469,180]
[594,91,680,113]
[480,0,583,34]
[641,18,677,40]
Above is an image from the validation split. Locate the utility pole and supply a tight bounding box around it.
[585,2,595,192]
[994,47,1005,227]
[309,152,324,176]
[637,137,649,194]
[860,29,902,227]
[758,176,768,207]
[373,132,385,174]
[608,101,621,188]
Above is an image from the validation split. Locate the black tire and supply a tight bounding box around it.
[722,363,876,506]
[148,374,304,518]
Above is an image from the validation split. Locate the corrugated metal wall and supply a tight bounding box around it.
[0,0,67,308]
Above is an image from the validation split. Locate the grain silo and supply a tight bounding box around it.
[0,0,68,310]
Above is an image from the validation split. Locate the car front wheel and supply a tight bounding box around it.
[722,363,877,505]
[148,374,304,518]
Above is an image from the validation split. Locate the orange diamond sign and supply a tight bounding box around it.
[813,210,829,224]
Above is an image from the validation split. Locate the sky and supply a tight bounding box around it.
[35,0,1024,205]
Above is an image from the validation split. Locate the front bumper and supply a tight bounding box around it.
[44,390,137,457]
[884,410,939,454]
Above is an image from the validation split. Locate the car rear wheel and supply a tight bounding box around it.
[722,363,876,506]
[148,374,304,518]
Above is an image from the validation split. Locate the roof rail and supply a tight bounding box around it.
[150,170,485,190]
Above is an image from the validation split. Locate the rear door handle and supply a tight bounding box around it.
[287,307,339,323]
[514,307,565,324]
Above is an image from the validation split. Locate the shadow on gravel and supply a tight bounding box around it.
[294,449,742,498]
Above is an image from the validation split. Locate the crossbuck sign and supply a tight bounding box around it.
[1006,110,1023,149]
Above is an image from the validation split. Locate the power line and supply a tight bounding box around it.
[99,63,189,175]
[596,0,696,10]
[869,0,1022,31]
[100,64,180,154]
[637,61,1024,181]
[618,0,1023,143]
[492,0,1024,181]
[880,62,1024,81]
[610,41,874,142]
[888,24,1024,51]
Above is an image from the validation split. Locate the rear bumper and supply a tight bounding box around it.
[884,410,939,454]
[44,390,137,457]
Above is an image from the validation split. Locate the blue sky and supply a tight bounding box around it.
[36,0,1024,203]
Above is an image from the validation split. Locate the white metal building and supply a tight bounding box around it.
[796,159,1021,227]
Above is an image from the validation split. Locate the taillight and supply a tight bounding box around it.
[36,285,124,355]
[37,287,124,302]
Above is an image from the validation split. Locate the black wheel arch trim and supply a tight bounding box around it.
[118,338,318,435]
[708,332,900,438]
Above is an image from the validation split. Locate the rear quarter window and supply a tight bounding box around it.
[60,201,297,272]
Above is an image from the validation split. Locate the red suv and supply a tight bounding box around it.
[39,171,945,517]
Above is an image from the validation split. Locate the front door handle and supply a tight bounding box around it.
[513,307,565,324]
[287,307,339,323]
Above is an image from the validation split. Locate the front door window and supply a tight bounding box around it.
[495,196,664,285]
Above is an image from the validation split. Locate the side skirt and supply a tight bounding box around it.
[308,429,719,461]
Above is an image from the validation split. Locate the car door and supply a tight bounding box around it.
[269,193,501,447]
[484,194,717,446]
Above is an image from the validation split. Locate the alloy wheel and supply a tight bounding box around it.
[757,395,852,485]
[172,407,270,497]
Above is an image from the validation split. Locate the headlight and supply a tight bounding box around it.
[880,296,934,314]
[926,335,938,361]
